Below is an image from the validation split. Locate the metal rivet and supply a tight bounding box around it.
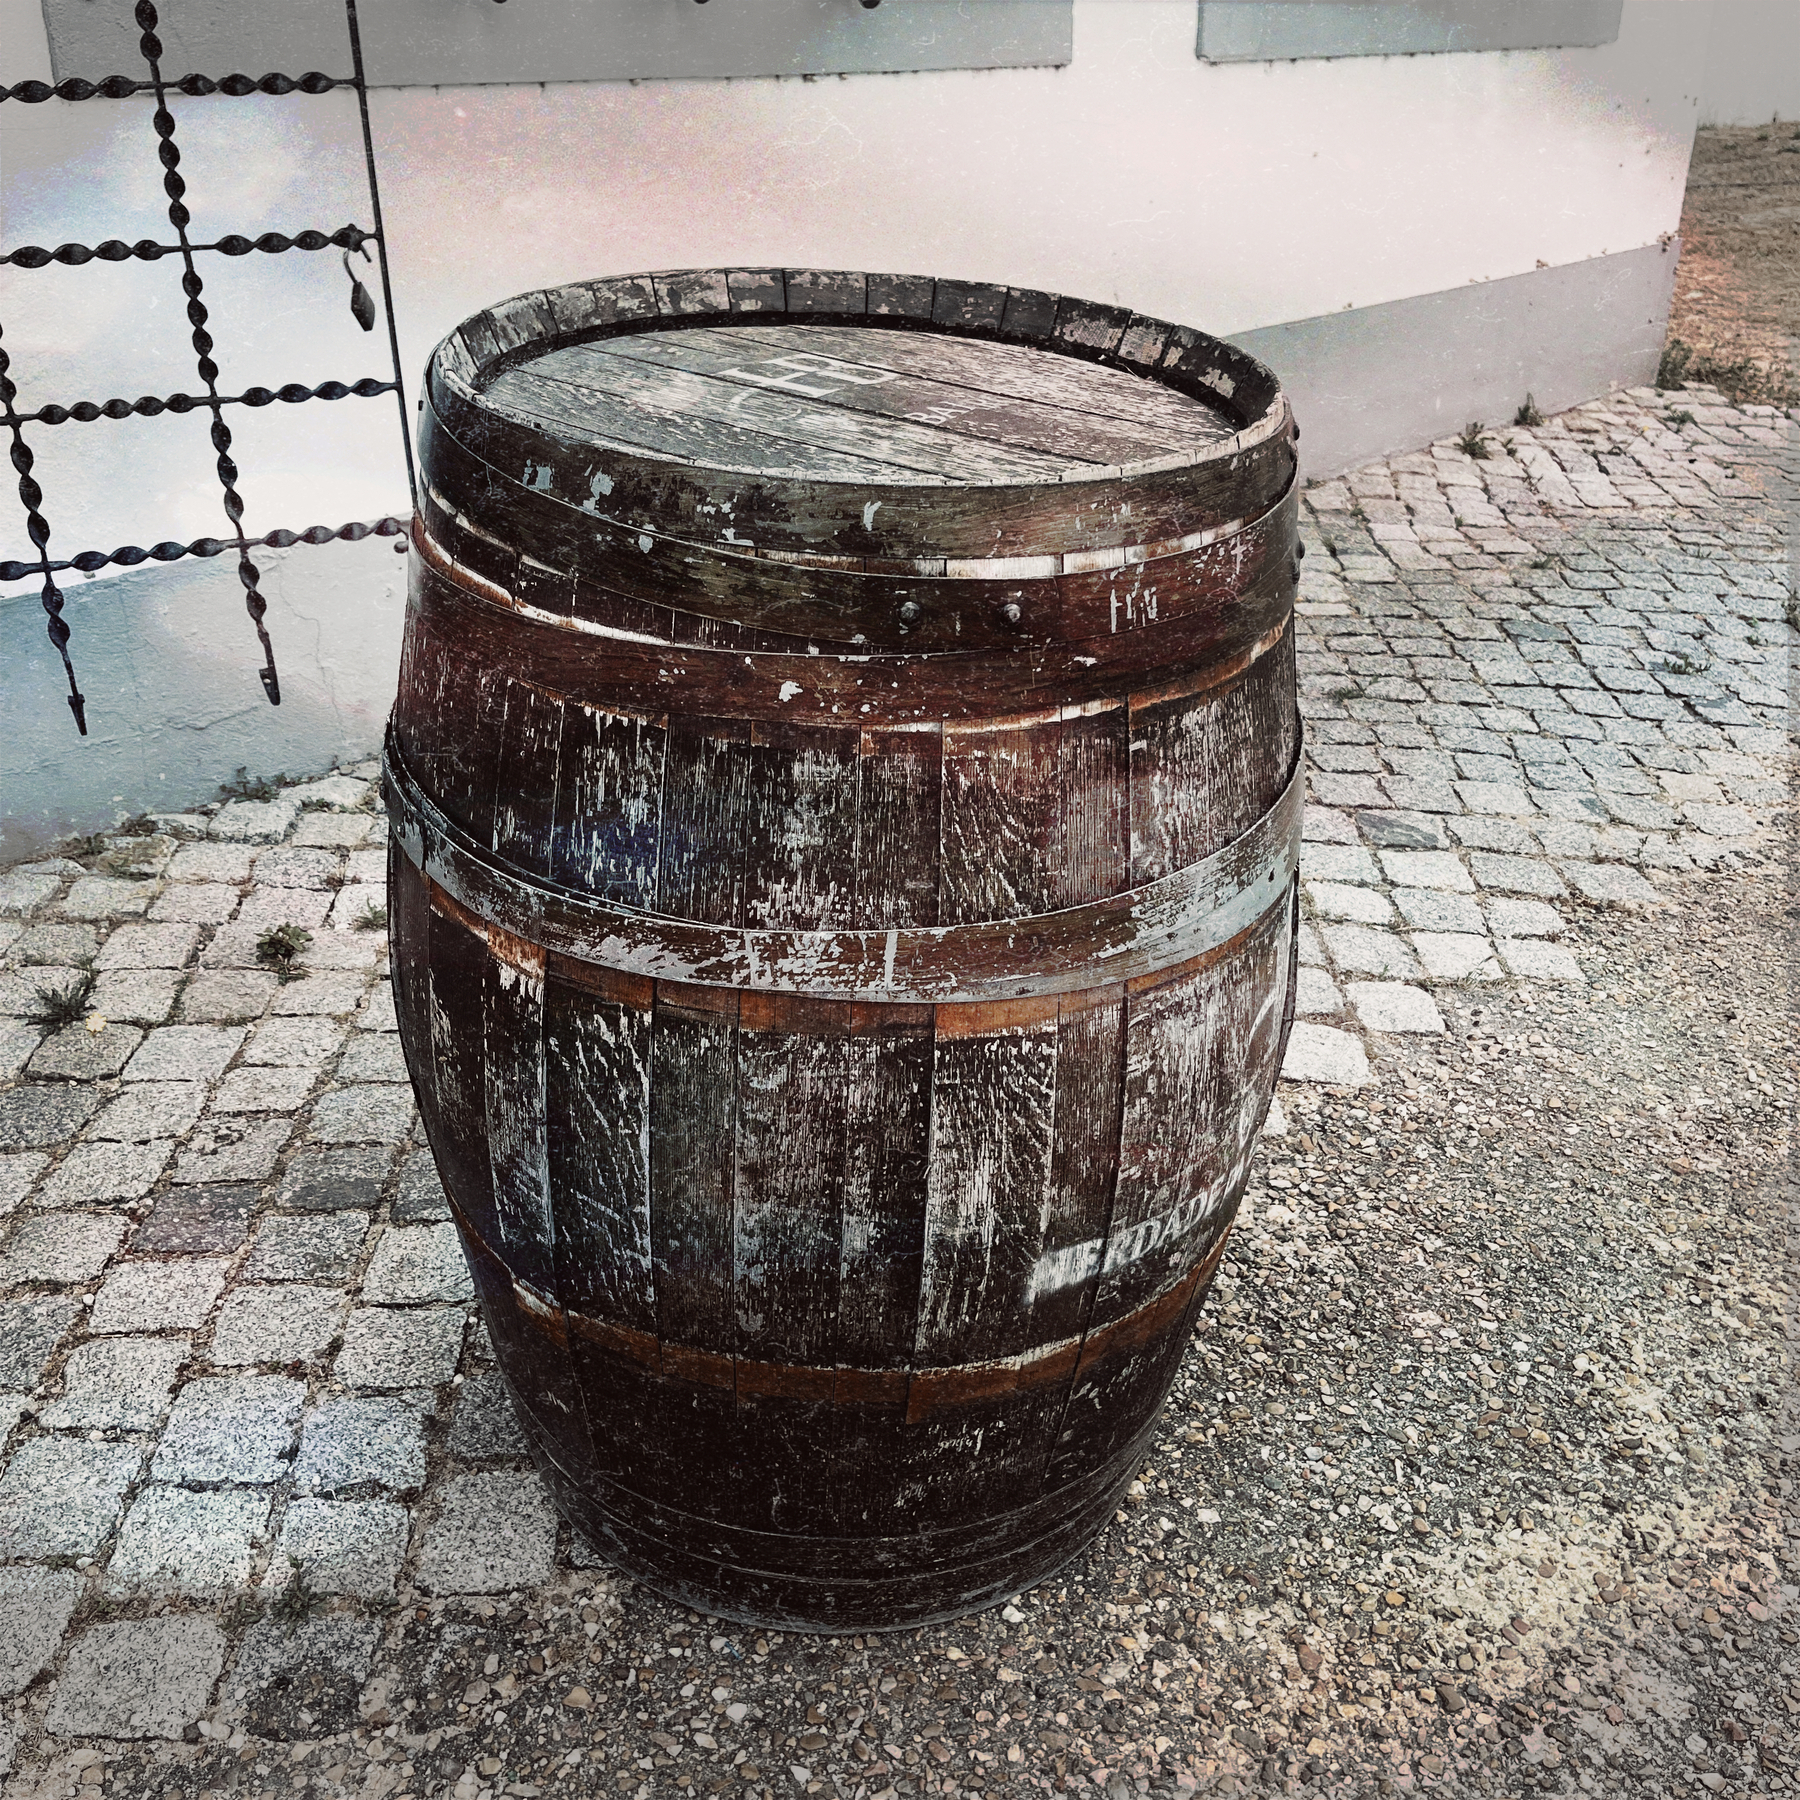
[999,601,1022,628]
[898,600,922,624]
[1295,541,1306,560]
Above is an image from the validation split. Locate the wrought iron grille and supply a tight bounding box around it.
[1,0,415,735]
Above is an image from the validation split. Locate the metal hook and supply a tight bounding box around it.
[342,242,375,332]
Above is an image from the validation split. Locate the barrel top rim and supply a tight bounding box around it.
[428,267,1291,491]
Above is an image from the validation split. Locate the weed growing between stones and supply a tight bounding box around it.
[1652,650,1711,678]
[256,923,313,982]
[1513,394,1544,427]
[218,766,285,803]
[27,967,97,1027]
[353,901,388,932]
[270,1560,323,1625]
[223,1593,266,1632]
[1456,422,1493,459]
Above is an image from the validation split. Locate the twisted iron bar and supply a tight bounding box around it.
[1,515,408,585]
[1,321,86,731]
[137,0,281,705]
[11,376,396,429]
[1,70,354,103]
[3,223,375,269]
[3,2,415,734]
[345,0,417,512]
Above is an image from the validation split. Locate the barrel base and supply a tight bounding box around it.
[528,1428,1152,1633]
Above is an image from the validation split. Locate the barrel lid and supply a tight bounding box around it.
[480,319,1237,486]
[424,267,1294,567]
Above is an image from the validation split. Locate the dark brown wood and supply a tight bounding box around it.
[401,543,1294,735]
[389,268,1300,1630]
[648,982,738,1353]
[544,966,655,1336]
[418,392,1298,656]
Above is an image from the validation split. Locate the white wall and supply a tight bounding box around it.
[368,0,1702,374]
[2,0,1707,849]
[1700,2,1800,124]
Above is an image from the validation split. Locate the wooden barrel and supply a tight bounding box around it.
[385,268,1301,1630]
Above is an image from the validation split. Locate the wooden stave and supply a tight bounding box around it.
[532,1422,1148,1631]
[397,836,1293,1356]
[393,274,1300,1626]
[383,723,1302,1004]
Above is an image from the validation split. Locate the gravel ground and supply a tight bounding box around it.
[3,857,1791,1800]
[1664,123,1800,405]
[0,402,1792,1796]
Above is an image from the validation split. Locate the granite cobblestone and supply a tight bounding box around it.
[0,396,1788,1795]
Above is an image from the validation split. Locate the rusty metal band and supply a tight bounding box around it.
[455,1192,1237,1423]
[384,727,1301,1004]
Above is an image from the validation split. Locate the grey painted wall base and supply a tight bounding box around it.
[1197,0,1622,62]
[1230,240,1680,481]
[1,536,404,863]
[41,0,1072,88]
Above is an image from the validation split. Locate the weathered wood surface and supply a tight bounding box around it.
[418,392,1297,635]
[400,536,1295,732]
[389,269,1301,1629]
[519,325,1231,476]
[385,729,1301,1001]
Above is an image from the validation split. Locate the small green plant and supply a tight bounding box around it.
[1656,651,1709,677]
[1456,422,1493,460]
[1667,409,1695,428]
[74,1594,124,1627]
[62,832,110,860]
[218,766,283,803]
[113,813,158,838]
[271,1559,323,1625]
[1660,338,1777,404]
[1783,591,1799,632]
[256,923,312,982]
[1528,552,1563,571]
[1324,684,1363,702]
[223,1593,267,1632]
[353,901,388,932]
[27,969,98,1029]
[1514,394,1543,428]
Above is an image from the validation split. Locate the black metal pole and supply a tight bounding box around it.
[343,0,417,515]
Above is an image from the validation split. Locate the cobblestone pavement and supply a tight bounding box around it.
[0,388,1792,1800]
